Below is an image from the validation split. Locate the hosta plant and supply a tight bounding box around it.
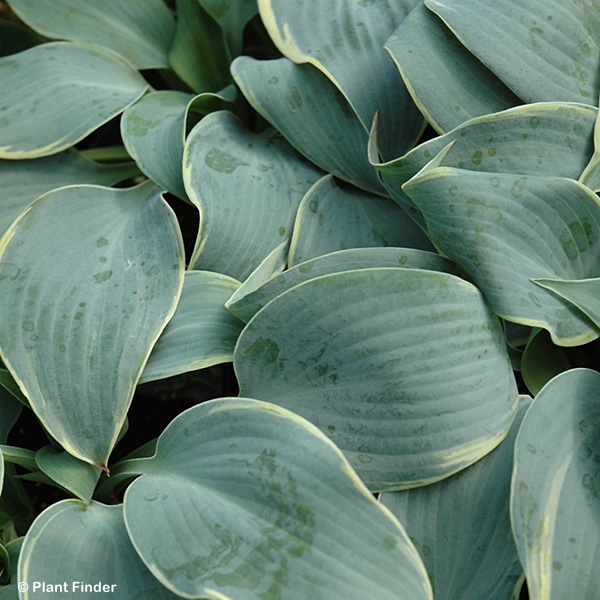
[0,0,599,599]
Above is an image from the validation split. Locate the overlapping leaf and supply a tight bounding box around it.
[511,368,600,599]
[288,174,434,266]
[7,0,175,69]
[0,149,139,239]
[183,111,322,280]
[380,397,529,600]
[200,0,258,57]
[0,42,148,158]
[140,271,244,384]
[235,268,518,491]
[403,168,600,345]
[227,247,458,323]
[426,0,600,105]
[232,56,386,194]
[385,3,521,133]
[371,102,598,228]
[0,182,184,469]
[18,500,179,598]
[121,90,193,201]
[124,398,433,600]
[259,0,423,160]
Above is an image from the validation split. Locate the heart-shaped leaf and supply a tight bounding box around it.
[371,102,598,228]
[235,268,518,491]
[0,181,184,469]
[124,397,433,600]
[0,42,148,158]
[0,149,139,239]
[18,500,179,598]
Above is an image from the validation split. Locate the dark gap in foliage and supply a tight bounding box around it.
[163,192,199,266]
[243,13,282,61]
[111,363,239,465]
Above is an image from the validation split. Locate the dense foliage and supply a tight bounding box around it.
[0,0,599,598]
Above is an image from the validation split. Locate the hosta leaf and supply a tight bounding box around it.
[235,268,518,491]
[184,111,322,280]
[199,0,258,57]
[35,446,101,504]
[232,56,386,195]
[403,168,600,346]
[7,0,175,69]
[511,368,600,599]
[140,271,244,384]
[121,90,193,201]
[259,0,423,160]
[371,102,598,228]
[168,0,232,93]
[288,174,434,266]
[380,397,529,600]
[227,247,458,323]
[0,182,184,469]
[0,149,139,239]
[533,277,600,331]
[124,398,433,600]
[426,0,600,105]
[386,3,521,133]
[0,42,148,159]
[18,500,179,599]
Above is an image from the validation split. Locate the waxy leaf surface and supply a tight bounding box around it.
[7,0,175,69]
[0,182,184,468]
[0,42,148,158]
[259,0,423,160]
[124,398,433,600]
[19,500,179,599]
[235,268,518,491]
[141,271,244,384]
[511,368,600,599]
[403,168,600,346]
[184,111,322,280]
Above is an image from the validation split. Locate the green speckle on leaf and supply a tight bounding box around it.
[92,270,113,284]
[471,149,483,165]
[205,148,249,173]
